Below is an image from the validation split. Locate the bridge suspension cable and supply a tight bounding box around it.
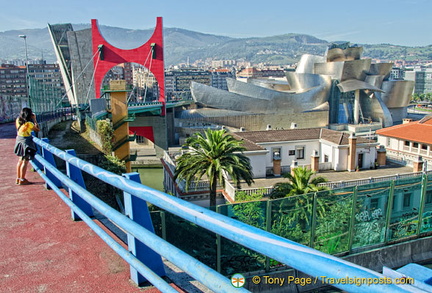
[127,47,154,104]
[55,49,100,108]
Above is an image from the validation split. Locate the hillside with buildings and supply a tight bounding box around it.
[1,25,432,67]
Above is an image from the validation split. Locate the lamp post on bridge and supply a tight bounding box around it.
[19,34,30,108]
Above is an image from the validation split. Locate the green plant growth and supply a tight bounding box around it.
[98,154,127,174]
[96,119,114,154]
[226,190,268,274]
[392,217,418,240]
[269,168,329,231]
[412,93,432,103]
[83,154,126,210]
[270,193,324,246]
[174,129,254,207]
[232,190,266,229]
[164,212,217,269]
[270,167,328,199]
[314,195,352,254]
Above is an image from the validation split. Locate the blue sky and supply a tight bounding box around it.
[1,0,431,46]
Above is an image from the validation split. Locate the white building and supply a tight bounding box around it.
[233,128,379,178]
[376,116,432,170]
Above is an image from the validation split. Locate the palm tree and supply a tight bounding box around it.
[174,129,254,207]
[270,166,329,227]
[270,166,328,199]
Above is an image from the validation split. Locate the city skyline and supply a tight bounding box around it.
[1,0,431,47]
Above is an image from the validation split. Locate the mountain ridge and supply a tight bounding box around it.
[1,24,431,67]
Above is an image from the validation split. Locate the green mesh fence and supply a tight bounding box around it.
[352,186,389,248]
[150,211,164,238]
[270,195,312,246]
[218,202,267,274]
[28,75,65,115]
[421,182,432,233]
[388,177,423,242]
[314,189,352,254]
[219,237,266,275]
[146,174,432,276]
[163,211,217,269]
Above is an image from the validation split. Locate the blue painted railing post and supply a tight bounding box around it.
[65,149,94,220]
[123,172,166,285]
[31,132,44,172]
[41,138,63,189]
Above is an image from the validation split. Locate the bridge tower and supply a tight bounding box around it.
[91,17,165,115]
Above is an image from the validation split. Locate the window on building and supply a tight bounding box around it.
[324,155,329,162]
[403,193,412,208]
[404,141,410,147]
[426,191,432,204]
[295,146,305,160]
[288,150,295,156]
[422,144,428,150]
[413,142,419,148]
[371,198,379,210]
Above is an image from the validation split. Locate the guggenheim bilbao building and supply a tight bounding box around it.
[186,43,414,132]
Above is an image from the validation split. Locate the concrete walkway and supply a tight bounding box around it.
[0,123,178,293]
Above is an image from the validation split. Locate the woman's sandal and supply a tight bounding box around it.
[18,179,31,185]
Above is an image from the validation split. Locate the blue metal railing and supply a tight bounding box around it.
[31,137,417,293]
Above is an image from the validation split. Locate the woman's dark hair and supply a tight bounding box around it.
[17,107,33,126]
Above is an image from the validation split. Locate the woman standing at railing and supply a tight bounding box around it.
[14,108,40,185]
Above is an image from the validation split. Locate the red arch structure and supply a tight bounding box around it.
[91,17,165,115]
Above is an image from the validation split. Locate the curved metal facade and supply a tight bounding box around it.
[326,46,363,62]
[189,43,413,130]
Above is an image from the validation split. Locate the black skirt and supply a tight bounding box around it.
[14,136,37,160]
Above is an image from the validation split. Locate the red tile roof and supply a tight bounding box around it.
[376,115,432,145]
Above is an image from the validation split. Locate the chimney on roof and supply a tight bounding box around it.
[290,122,298,129]
[348,132,357,172]
[266,124,272,130]
[311,150,320,172]
[413,156,424,172]
[240,127,245,132]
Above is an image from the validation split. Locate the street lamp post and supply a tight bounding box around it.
[19,34,30,108]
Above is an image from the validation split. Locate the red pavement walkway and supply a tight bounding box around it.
[0,122,176,293]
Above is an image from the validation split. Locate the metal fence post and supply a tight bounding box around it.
[309,192,318,249]
[41,138,62,189]
[216,205,222,273]
[265,200,272,271]
[348,186,358,252]
[123,172,166,285]
[384,180,396,242]
[160,211,166,240]
[65,149,94,220]
[417,174,428,235]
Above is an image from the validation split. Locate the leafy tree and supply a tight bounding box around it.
[174,129,254,207]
